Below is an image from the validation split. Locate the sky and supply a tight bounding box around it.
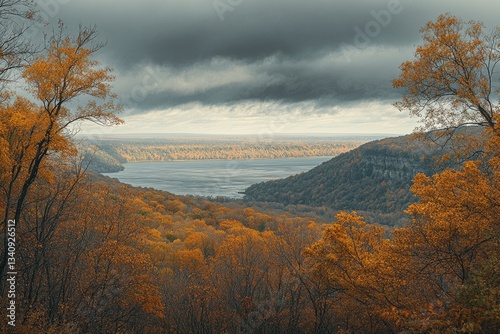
[36,0,500,135]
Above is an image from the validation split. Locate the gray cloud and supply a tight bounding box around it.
[58,0,422,66]
[45,0,500,115]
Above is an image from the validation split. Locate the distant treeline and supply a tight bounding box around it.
[115,142,361,161]
[78,137,367,173]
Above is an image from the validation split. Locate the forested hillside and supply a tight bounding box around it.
[245,136,432,223]
[244,133,448,226]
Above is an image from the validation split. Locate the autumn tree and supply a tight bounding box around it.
[211,228,273,332]
[6,177,165,333]
[393,13,500,132]
[0,24,122,287]
[388,13,500,333]
[305,212,396,333]
[271,219,329,333]
[384,157,500,332]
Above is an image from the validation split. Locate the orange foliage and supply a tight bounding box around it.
[394,13,499,131]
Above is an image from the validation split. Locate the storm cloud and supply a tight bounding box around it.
[41,0,500,133]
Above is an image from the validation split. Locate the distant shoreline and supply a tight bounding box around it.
[121,155,335,164]
[81,136,369,174]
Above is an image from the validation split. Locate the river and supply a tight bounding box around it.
[103,157,331,198]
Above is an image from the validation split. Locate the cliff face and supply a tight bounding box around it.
[243,134,444,225]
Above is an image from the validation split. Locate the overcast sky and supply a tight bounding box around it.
[40,0,500,135]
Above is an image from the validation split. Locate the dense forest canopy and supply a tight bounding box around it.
[0,7,498,334]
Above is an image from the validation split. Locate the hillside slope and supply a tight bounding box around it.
[244,134,452,225]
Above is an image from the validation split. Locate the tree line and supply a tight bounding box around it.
[81,139,363,166]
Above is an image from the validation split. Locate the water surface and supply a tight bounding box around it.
[103,157,330,198]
